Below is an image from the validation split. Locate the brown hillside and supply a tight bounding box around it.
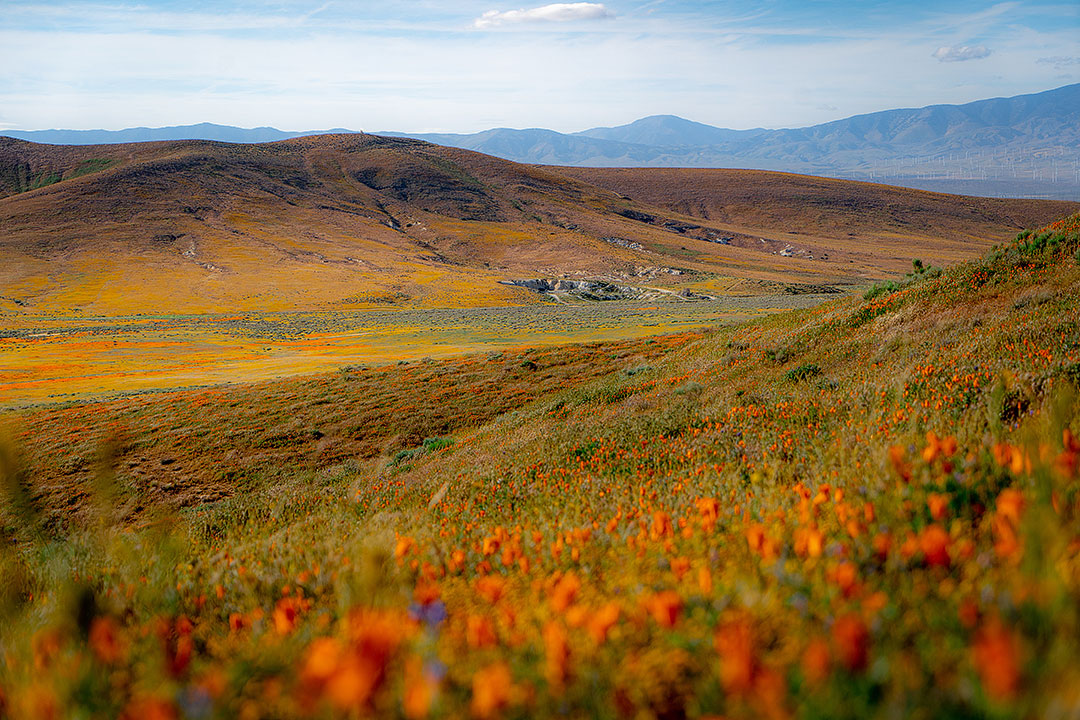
[555,166,1079,272]
[1,135,1074,315]
[553,167,1078,236]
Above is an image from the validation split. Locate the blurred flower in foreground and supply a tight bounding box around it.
[973,618,1020,701]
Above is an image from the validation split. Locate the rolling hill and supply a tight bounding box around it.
[1,133,1077,316]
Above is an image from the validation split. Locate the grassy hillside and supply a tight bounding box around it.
[2,135,1075,315]
[0,213,1079,718]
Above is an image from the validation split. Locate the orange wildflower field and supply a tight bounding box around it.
[1,213,1079,718]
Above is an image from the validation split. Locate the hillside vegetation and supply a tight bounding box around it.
[1,213,1079,718]
[2,134,1075,315]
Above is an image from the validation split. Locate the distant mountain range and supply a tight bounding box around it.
[2,122,356,145]
[5,84,1078,200]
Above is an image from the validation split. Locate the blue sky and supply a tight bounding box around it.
[1,0,1077,132]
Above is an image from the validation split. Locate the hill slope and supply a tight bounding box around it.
[0,133,678,314]
[2,212,1079,717]
[2,134,1076,316]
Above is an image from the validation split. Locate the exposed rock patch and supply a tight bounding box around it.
[601,236,644,251]
[500,277,715,302]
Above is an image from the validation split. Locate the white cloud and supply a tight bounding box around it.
[474,3,613,29]
[1037,55,1080,68]
[932,45,992,62]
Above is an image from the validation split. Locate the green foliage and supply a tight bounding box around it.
[68,158,114,179]
[0,158,111,195]
[571,440,600,458]
[765,346,796,364]
[0,164,59,193]
[1063,362,1080,389]
[785,363,821,382]
[422,436,453,452]
[393,435,454,465]
[29,171,61,190]
[863,258,942,301]
[674,380,704,396]
[982,218,1080,274]
[863,280,900,300]
[577,383,636,404]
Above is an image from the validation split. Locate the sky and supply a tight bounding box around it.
[1,0,1078,133]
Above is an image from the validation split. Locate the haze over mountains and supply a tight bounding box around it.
[4,84,1078,200]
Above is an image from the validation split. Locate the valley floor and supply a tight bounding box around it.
[0,294,834,407]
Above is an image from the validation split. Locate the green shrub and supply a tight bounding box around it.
[863,258,943,302]
[69,158,114,179]
[863,281,899,300]
[675,381,704,396]
[393,436,454,465]
[422,436,454,452]
[765,347,795,364]
[785,363,821,382]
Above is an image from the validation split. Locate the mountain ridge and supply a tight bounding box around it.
[4,84,1076,199]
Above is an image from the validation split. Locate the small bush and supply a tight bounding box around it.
[785,363,821,382]
[392,436,453,465]
[675,381,704,396]
[422,436,454,452]
[863,259,943,302]
[765,347,795,364]
[863,281,899,300]
[580,385,634,404]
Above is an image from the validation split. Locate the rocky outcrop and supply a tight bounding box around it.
[499,278,588,292]
[499,277,715,302]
